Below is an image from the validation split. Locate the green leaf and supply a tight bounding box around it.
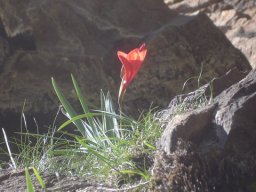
[71,74,90,114]
[143,142,156,150]
[101,91,116,137]
[51,77,86,136]
[58,113,100,131]
[120,169,149,179]
[25,167,35,192]
[32,167,46,190]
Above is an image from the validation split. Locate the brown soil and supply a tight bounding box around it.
[0,168,151,191]
[0,168,98,192]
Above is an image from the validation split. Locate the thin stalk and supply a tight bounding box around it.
[2,128,17,169]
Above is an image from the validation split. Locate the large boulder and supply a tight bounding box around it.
[154,69,256,191]
[125,13,251,114]
[0,0,176,135]
[165,0,256,68]
[0,0,251,136]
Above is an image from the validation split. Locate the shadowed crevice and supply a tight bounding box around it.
[0,17,36,56]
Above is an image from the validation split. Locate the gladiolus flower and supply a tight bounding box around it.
[117,43,147,105]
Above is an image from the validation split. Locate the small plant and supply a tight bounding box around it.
[1,75,161,190]
[156,64,214,127]
[52,75,135,148]
[51,74,161,185]
[49,43,156,186]
[181,63,214,106]
[1,43,161,191]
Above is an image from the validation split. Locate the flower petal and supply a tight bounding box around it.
[117,43,148,104]
[117,51,128,64]
[117,51,132,82]
[138,43,147,61]
[127,48,140,61]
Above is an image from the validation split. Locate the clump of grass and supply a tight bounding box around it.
[1,74,163,190]
[178,63,213,113]
[50,75,162,185]
[157,64,214,127]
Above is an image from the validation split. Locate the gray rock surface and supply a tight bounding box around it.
[155,69,256,191]
[214,69,256,154]
[165,0,256,68]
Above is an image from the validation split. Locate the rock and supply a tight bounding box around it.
[0,0,176,135]
[157,67,249,153]
[214,69,256,154]
[123,13,251,115]
[158,67,248,129]
[0,0,251,137]
[154,69,256,191]
[159,104,217,154]
[165,0,256,68]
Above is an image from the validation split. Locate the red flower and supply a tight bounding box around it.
[117,43,147,104]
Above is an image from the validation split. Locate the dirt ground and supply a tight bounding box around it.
[0,168,151,191]
[0,168,99,192]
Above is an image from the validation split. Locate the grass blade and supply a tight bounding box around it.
[143,142,156,150]
[120,169,149,180]
[58,113,100,131]
[2,128,17,169]
[51,77,86,136]
[25,167,35,192]
[32,167,46,190]
[71,74,90,114]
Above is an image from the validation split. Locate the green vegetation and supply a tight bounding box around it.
[25,167,46,192]
[0,75,163,190]
[25,167,35,192]
[175,64,213,115]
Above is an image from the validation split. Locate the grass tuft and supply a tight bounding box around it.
[1,75,163,191]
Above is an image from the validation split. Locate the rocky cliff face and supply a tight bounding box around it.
[165,0,256,68]
[0,0,176,134]
[0,0,251,135]
[0,1,255,191]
